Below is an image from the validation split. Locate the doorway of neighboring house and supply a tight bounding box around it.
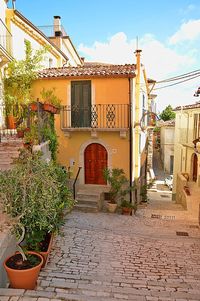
[71,80,91,127]
[170,155,174,175]
[84,143,107,185]
[192,153,198,182]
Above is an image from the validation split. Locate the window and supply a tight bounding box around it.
[49,58,53,68]
[193,114,200,140]
[71,81,91,127]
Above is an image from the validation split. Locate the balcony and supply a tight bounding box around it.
[0,19,12,66]
[60,104,130,134]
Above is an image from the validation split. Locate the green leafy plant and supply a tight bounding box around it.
[3,40,47,119]
[42,115,58,161]
[23,125,39,145]
[159,105,175,121]
[140,184,149,202]
[120,199,137,209]
[103,168,135,204]
[40,88,61,109]
[0,149,74,252]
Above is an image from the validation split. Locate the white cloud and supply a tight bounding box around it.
[169,19,200,44]
[79,32,134,64]
[78,27,200,111]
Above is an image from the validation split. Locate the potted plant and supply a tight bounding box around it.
[40,88,61,114]
[3,41,47,129]
[103,168,134,213]
[0,149,74,288]
[3,251,43,289]
[120,199,137,215]
[23,125,39,147]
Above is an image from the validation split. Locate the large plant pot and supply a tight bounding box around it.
[38,233,53,268]
[121,207,132,215]
[107,202,117,213]
[4,251,43,289]
[6,115,16,129]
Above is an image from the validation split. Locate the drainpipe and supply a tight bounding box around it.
[129,78,133,203]
[134,49,142,191]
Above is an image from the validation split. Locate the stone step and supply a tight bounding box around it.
[73,204,98,213]
[76,192,100,201]
[76,198,99,207]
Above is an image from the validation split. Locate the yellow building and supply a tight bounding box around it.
[32,51,152,202]
[173,102,200,222]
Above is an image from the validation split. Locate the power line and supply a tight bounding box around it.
[154,74,200,90]
[156,69,200,84]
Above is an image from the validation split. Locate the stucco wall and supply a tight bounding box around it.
[32,77,130,181]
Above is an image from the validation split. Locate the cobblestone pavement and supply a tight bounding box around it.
[1,211,200,301]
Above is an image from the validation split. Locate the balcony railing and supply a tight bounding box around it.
[37,25,67,37]
[0,19,12,55]
[60,104,130,130]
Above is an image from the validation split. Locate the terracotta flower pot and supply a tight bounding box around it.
[29,103,38,112]
[121,207,132,215]
[43,103,52,113]
[17,130,24,138]
[107,202,117,213]
[39,233,54,268]
[7,115,16,129]
[4,251,43,290]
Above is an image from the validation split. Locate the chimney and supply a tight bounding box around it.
[54,16,62,37]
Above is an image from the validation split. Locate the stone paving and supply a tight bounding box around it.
[1,211,200,301]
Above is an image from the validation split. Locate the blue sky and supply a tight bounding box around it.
[8,0,200,111]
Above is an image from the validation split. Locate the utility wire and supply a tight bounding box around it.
[156,69,200,83]
[154,74,200,90]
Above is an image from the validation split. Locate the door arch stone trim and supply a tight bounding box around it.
[79,139,112,185]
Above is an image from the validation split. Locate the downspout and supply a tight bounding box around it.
[134,49,142,183]
[129,78,133,203]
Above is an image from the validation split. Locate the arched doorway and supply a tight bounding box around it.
[192,153,198,182]
[84,143,107,185]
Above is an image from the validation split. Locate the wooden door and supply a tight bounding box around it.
[84,143,107,184]
[71,81,91,127]
[193,153,198,182]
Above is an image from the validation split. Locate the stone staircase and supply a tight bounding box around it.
[74,184,109,213]
[0,139,23,170]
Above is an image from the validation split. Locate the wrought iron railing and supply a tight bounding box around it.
[0,19,12,55]
[61,104,130,129]
[37,25,67,37]
[73,166,82,199]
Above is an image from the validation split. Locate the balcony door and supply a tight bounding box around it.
[71,81,91,127]
[84,143,107,185]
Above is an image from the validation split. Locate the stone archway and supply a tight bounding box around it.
[79,139,112,185]
[84,143,107,185]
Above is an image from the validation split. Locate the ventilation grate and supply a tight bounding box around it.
[189,225,199,229]
[163,215,175,220]
[151,214,162,219]
[176,231,189,236]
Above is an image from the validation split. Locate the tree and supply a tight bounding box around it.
[159,105,175,121]
[3,40,47,118]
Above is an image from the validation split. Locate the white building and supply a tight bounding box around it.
[159,119,175,175]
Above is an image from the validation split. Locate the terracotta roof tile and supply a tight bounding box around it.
[174,102,200,111]
[38,63,136,79]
